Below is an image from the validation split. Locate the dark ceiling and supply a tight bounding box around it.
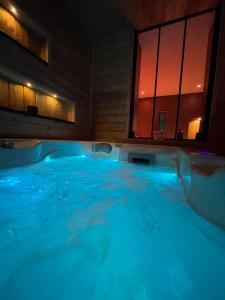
[66,0,127,40]
[120,0,220,28]
[67,0,221,39]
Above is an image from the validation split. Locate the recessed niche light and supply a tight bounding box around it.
[53,94,57,98]
[26,82,32,88]
[197,84,202,88]
[10,6,17,15]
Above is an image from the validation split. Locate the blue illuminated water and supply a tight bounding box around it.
[0,156,225,300]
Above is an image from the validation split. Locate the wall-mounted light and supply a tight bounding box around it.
[198,117,202,121]
[141,91,145,95]
[197,84,202,89]
[26,82,32,88]
[10,5,17,15]
[53,94,57,98]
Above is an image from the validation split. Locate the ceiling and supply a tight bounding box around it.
[67,0,221,39]
[66,0,127,40]
[119,0,220,29]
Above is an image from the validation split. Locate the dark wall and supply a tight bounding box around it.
[92,23,133,140]
[0,0,92,139]
[209,0,225,153]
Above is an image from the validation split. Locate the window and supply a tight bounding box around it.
[153,21,184,139]
[0,75,75,123]
[131,9,218,140]
[178,12,215,139]
[133,29,159,138]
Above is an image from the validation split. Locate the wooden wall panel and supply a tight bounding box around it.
[2,79,76,124]
[68,104,75,122]
[36,92,47,116]
[41,40,48,62]
[0,7,16,39]
[119,0,221,30]
[15,21,24,45]
[0,0,92,139]
[46,96,61,119]
[1,75,75,123]
[27,32,44,60]
[58,101,75,122]
[46,96,54,118]
[0,77,9,107]
[92,24,133,140]
[0,5,48,62]
[60,101,68,121]
[0,110,78,139]
[54,98,62,120]
[24,86,36,108]
[9,82,24,110]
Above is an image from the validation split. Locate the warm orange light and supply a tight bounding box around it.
[141,91,145,95]
[198,117,202,121]
[197,84,202,88]
[10,6,17,15]
[26,82,32,88]
[53,94,57,98]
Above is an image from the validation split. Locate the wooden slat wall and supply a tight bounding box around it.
[68,104,75,123]
[0,110,76,139]
[0,6,48,62]
[0,75,75,122]
[37,93,75,122]
[36,92,47,116]
[9,82,24,110]
[60,101,68,121]
[46,96,61,120]
[24,86,35,108]
[0,77,9,107]
[92,24,133,140]
[0,7,15,38]
[0,0,91,139]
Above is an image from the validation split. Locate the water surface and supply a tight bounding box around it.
[0,156,225,300]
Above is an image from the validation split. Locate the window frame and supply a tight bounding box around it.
[129,6,221,141]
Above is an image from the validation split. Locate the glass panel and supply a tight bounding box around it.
[153,21,184,139]
[158,112,168,132]
[178,12,215,140]
[133,29,159,138]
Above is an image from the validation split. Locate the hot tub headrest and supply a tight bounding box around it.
[92,143,112,154]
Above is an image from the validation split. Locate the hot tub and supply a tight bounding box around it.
[0,140,225,300]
